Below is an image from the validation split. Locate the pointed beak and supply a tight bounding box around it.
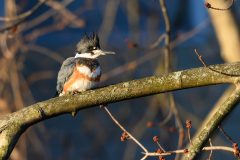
[94,49,115,56]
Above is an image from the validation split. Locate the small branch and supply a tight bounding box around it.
[208,138,213,160]
[159,0,170,35]
[218,125,235,144]
[149,33,166,49]
[158,106,173,126]
[186,120,192,145]
[23,0,74,31]
[45,0,85,28]
[22,44,65,63]
[101,20,208,82]
[169,94,184,149]
[159,0,171,72]
[153,136,166,152]
[103,106,149,154]
[0,0,48,33]
[205,0,234,11]
[194,49,240,77]
[26,70,56,84]
[156,141,166,152]
[0,0,47,22]
[98,0,120,46]
[194,49,207,67]
[144,145,235,157]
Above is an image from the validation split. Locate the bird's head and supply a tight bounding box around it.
[75,33,115,59]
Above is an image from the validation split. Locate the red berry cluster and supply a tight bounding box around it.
[120,132,129,142]
[153,136,159,142]
[233,143,240,157]
[186,120,192,129]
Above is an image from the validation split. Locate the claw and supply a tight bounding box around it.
[72,90,80,95]
[71,111,77,117]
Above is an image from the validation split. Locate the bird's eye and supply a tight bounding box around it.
[88,46,97,50]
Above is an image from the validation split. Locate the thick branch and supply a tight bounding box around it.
[181,87,240,160]
[0,62,240,159]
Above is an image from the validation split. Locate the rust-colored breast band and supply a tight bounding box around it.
[63,68,101,93]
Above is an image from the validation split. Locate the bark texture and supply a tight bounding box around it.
[0,62,240,159]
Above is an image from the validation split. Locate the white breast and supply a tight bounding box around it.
[71,79,97,92]
[71,65,101,92]
[60,65,101,96]
[60,79,97,96]
[76,65,101,78]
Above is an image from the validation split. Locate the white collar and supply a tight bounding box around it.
[75,53,97,59]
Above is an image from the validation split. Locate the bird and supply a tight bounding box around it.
[56,33,115,116]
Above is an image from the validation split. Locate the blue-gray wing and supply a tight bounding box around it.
[56,57,76,94]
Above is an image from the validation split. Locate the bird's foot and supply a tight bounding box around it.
[99,104,107,108]
[72,90,80,95]
[71,111,77,117]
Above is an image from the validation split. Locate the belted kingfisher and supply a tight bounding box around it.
[56,33,115,116]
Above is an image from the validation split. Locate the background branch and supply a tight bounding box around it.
[0,0,48,33]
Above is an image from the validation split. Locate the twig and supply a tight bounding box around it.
[218,125,235,144]
[123,96,163,160]
[103,106,149,154]
[169,94,184,160]
[23,44,64,63]
[194,49,207,67]
[140,154,148,160]
[159,0,171,72]
[187,128,191,145]
[153,136,166,152]
[158,105,173,126]
[24,20,68,41]
[26,70,56,84]
[149,33,167,49]
[0,0,47,22]
[194,49,240,77]
[144,145,235,157]
[101,20,209,82]
[157,141,166,152]
[208,138,213,160]
[23,0,74,31]
[45,0,85,28]
[158,4,185,158]
[98,0,120,46]
[0,0,48,33]
[205,0,234,11]
[186,120,192,145]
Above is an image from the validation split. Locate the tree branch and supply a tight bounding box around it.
[181,86,240,160]
[0,62,240,159]
[0,0,48,33]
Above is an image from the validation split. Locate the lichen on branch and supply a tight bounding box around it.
[0,62,240,159]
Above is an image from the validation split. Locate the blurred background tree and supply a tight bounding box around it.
[0,0,240,159]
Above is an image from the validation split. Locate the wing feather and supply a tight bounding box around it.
[56,57,76,94]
